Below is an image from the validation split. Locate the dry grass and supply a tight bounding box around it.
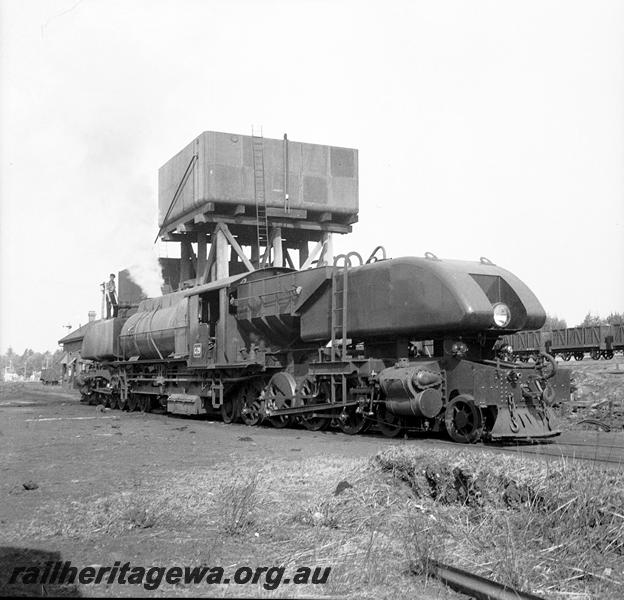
[9,468,225,539]
[374,447,624,599]
[4,446,623,598]
[217,471,259,534]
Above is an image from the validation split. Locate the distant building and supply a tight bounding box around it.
[57,322,92,383]
[2,365,22,382]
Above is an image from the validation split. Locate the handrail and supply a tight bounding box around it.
[333,254,352,268]
[365,245,386,263]
[154,153,198,243]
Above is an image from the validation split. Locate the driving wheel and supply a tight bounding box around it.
[444,395,483,443]
[127,393,138,412]
[265,372,296,428]
[338,404,369,435]
[221,395,239,424]
[239,382,263,426]
[376,406,403,438]
[296,378,331,431]
[139,395,151,413]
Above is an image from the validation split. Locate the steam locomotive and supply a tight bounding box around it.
[76,250,569,443]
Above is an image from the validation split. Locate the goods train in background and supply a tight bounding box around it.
[74,251,569,443]
[67,130,571,443]
[505,325,624,362]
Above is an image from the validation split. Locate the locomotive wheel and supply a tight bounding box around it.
[118,395,128,411]
[376,407,403,438]
[605,351,614,360]
[574,352,584,361]
[240,382,263,426]
[127,394,138,412]
[590,349,601,360]
[265,372,296,429]
[221,396,240,424]
[296,378,331,432]
[109,395,119,410]
[139,396,151,413]
[444,395,483,444]
[338,406,368,435]
[301,414,330,431]
[562,353,572,361]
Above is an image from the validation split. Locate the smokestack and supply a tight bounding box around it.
[88,311,96,322]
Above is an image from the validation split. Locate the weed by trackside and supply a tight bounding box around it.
[217,471,259,535]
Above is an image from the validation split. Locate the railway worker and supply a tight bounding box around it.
[105,273,119,319]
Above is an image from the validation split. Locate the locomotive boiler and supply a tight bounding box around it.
[77,251,568,443]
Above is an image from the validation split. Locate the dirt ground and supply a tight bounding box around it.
[556,355,624,431]
[0,383,461,599]
[1,359,622,598]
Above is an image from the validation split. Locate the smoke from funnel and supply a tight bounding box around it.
[127,245,165,298]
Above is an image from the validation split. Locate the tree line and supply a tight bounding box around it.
[2,311,622,375]
[1,348,65,378]
[543,312,623,331]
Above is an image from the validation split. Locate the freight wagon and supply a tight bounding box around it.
[504,324,623,361]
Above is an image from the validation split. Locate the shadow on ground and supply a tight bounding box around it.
[0,546,81,597]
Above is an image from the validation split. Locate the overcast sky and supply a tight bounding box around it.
[1,0,623,353]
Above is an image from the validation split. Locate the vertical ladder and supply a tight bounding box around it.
[252,133,269,266]
[330,262,349,361]
[330,258,350,404]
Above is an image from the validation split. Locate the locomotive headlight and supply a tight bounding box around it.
[493,303,511,327]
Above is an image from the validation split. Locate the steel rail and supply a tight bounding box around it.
[417,559,545,600]
[415,437,624,465]
[536,440,624,450]
[491,445,624,466]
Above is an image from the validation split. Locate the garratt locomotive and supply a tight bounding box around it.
[77,250,568,442]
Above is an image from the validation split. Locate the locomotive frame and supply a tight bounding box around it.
[76,249,568,444]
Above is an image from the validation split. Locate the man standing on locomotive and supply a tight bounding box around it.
[105,273,118,319]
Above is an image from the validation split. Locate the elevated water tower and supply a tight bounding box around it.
[155,130,359,287]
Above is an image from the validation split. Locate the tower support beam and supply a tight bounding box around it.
[271,227,283,268]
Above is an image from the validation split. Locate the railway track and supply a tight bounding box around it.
[503,442,624,466]
[73,391,624,468]
[413,433,624,467]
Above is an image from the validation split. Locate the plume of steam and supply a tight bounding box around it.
[127,245,165,298]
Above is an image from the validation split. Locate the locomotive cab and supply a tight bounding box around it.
[187,293,216,366]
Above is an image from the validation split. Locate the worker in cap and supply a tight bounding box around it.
[105,273,118,319]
